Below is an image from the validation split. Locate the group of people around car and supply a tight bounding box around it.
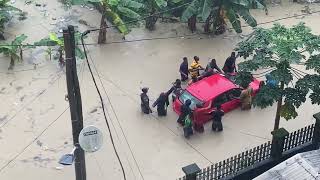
[140,52,271,139]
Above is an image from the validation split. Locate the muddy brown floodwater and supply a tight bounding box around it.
[0,1,320,180]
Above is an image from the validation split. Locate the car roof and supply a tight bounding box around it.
[186,74,237,102]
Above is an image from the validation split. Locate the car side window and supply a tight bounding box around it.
[228,88,241,98]
[213,93,229,107]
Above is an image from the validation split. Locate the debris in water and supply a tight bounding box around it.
[35,3,41,6]
[0,115,8,122]
[16,86,23,91]
[36,140,43,147]
[25,0,32,5]
[90,108,98,114]
[55,166,63,170]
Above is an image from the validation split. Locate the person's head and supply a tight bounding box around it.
[185,99,192,106]
[216,104,221,110]
[142,87,149,93]
[194,56,199,62]
[160,92,166,98]
[211,59,216,64]
[183,57,188,63]
[231,52,236,58]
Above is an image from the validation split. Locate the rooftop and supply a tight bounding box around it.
[255,149,320,180]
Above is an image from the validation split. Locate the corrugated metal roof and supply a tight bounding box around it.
[254,149,320,180]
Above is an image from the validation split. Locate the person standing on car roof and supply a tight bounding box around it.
[140,87,152,114]
[189,56,204,78]
[177,99,192,126]
[152,92,170,116]
[223,52,238,74]
[179,57,189,82]
[209,105,224,132]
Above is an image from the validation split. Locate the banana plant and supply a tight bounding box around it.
[0,34,27,69]
[0,0,26,40]
[145,0,167,30]
[68,0,144,43]
[181,0,266,34]
[34,32,85,65]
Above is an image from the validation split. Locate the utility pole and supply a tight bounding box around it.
[64,25,87,180]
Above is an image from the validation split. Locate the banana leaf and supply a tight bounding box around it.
[201,0,214,21]
[12,34,27,45]
[181,0,201,22]
[225,7,242,33]
[120,0,144,9]
[75,47,85,59]
[105,8,129,34]
[108,0,120,6]
[33,38,58,46]
[236,8,257,27]
[154,0,167,8]
[117,6,141,20]
[229,0,250,7]
[49,33,63,46]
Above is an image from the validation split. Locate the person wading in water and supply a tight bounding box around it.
[152,92,170,116]
[179,57,189,82]
[177,99,192,126]
[140,87,152,114]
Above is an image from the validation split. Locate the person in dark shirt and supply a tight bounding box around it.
[179,57,189,81]
[223,52,237,74]
[152,92,169,116]
[177,99,192,126]
[167,79,183,102]
[210,105,224,131]
[206,59,223,73]
[140,87,152,114]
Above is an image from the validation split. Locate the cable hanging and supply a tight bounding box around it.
[80,32,127,180]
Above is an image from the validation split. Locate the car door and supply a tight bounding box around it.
[225,88,242,111]
[193,101,212,125]
[212,88,241,113]
[212,93,230,112]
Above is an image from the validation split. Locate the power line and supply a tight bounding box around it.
[85,1,193,32]
[80,33,127,180]
[0,70,65,128]
[1,10,319,48]
[85,46,144,180]
[0,107,69,173]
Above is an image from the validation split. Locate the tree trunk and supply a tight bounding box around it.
[188,15,197,33]
[145,7,158,31]
[98,13,107,44]
[273,81,285,131]
[19,46,23,60]
[8,56,14,70]
[0,32,5,40]
[204,16,211,33]
[213,8,226,35]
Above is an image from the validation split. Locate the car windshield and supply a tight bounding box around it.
[179,91,203,110]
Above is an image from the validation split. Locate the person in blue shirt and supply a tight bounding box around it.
[266,74,278,88]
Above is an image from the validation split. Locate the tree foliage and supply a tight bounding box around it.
[0,34,28,69]
[235,23,320,125]
[181,0,266,33]
[0,0,26,39]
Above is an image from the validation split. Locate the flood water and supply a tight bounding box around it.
[0,1,320,180]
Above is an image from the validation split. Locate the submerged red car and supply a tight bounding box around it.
[173,73,261,131]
